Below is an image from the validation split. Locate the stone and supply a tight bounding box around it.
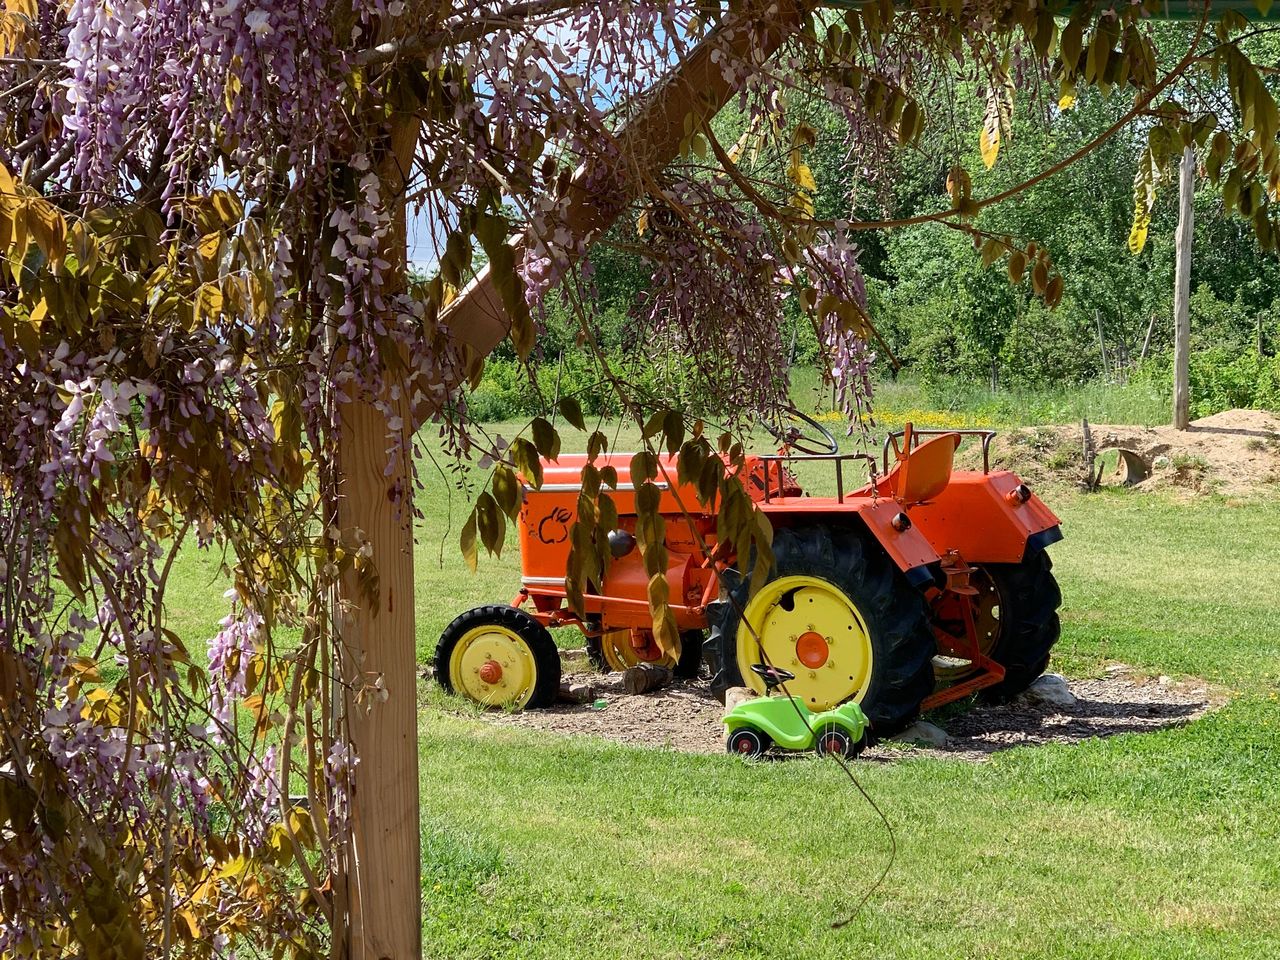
[1022,673,1077,708]
[722,686,757,714]
[1104,663,1131,675]
[894,720,948,748]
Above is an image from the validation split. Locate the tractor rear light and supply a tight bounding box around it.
[890,511,911,532]
[1007,484,1032,505]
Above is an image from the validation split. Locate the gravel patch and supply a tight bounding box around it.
[481,666,1223,762]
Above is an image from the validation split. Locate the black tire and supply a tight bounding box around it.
[712,524,936,739]
[434,605,561,709]
[726,727,771,758]
[674,630,705,680]
[813,723,865,760]
[977,549,1063,703]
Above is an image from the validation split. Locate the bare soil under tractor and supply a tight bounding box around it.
[964,408,1280,497]
[484,666,1223,762]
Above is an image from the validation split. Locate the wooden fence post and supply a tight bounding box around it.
[337,391,420,960]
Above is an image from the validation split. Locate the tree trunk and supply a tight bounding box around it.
[1173,145,1194,430]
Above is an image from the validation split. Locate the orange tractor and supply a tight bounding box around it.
[435,411,1062,738]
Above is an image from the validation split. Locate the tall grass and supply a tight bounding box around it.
[791,368,1171,427]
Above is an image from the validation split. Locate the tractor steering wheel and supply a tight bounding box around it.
[763,406,839,456]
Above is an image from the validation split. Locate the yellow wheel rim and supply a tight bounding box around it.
[600,630,680,672]
[449,624,539,708]
[736,575,873,711]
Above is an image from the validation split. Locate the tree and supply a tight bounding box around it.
[1,1,1278,956]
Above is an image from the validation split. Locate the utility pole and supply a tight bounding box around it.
[1173,145,1194,430]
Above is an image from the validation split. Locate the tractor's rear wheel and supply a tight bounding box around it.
[712,525,935,739]
[976,549,1062,703]
[434,605,561,709]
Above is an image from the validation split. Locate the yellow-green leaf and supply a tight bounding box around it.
[558,396,586,431]
[980,110,1000,169]
[460,512,478,572]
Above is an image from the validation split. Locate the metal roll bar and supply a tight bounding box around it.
[755,451,878,504]
[882,429,997,475]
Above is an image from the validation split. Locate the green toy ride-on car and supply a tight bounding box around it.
[723,664,870,759]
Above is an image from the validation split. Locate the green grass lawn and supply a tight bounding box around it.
[416,485,1280,960]
[167,413,1280,958]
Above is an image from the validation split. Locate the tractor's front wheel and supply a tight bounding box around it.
[434,606,561,709]
[713,525,935,739]
[976,549,1063,703]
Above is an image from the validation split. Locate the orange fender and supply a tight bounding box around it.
[905,470,1062,565]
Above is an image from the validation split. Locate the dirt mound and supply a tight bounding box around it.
[482,667,1220,762]
[966,408,1280,497]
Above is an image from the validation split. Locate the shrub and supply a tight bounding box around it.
[999,297,1100,389]
[1131,348,1280,418]
[463,349,714,424]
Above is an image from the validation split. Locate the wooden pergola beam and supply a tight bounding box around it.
[441,0,810,357]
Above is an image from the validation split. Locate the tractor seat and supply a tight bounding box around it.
[858,430,961,505]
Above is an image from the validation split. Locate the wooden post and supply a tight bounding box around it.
[1095,310,1110,380]
[334,73,424,960]
[1173,145,1194,430]
[1139,312,1157,363]
[337,393,420,960]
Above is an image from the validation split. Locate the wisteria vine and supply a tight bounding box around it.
[0,0,1260,955]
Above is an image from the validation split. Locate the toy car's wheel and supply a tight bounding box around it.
[434,605,561,709]
[713,524,934,739]
[726,727,771,759]
[976,549,1062,703]
[813,723,864,760]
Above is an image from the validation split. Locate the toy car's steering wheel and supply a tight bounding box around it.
[750,663,796,685]
[762,406,839,456]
